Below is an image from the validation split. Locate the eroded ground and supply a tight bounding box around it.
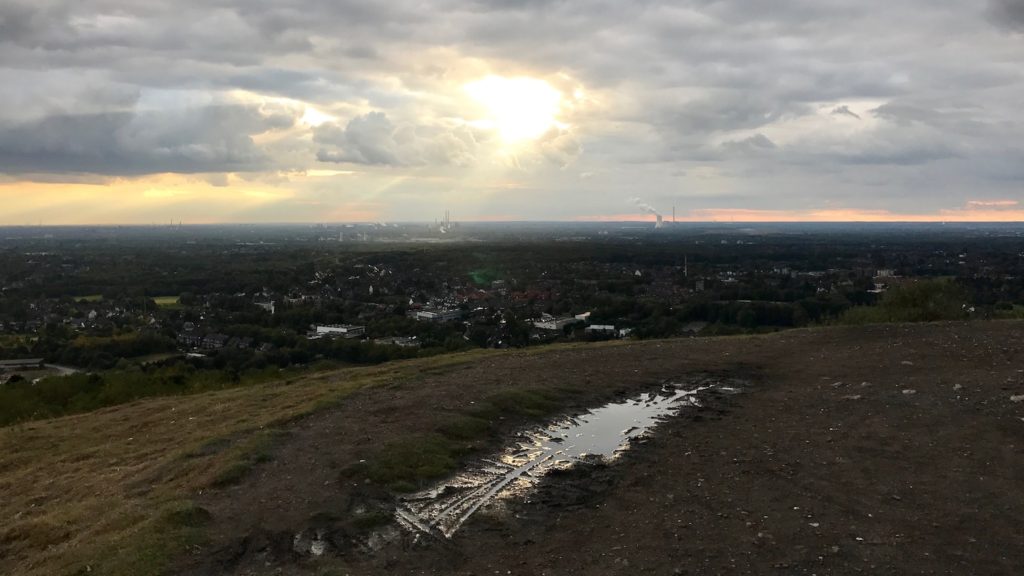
[179,321,1024,575]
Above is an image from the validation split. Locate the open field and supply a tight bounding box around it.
[71,295,180,306]
[74,295,104,303]
[152,296,182,308]
[2,322,1024,575]
[0,335,36,346]
[130,352,184,365]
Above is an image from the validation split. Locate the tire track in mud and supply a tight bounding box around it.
[395,377,746,539]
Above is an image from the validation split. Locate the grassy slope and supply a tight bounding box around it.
[10,320,998,575]
[0,350,504,576]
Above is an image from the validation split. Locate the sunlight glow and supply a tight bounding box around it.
[305,169,356,177]
[464,76,562,142]
[301,106,336,127]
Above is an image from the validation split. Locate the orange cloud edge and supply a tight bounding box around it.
[576,205,1024,223]
[1,177,1021,224]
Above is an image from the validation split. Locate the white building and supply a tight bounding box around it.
[315,324,365,338]
[532,316,578,331]
[413,309,463,322]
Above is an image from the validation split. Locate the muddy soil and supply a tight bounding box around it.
[395,380,742,540]
[183,321,1024,575]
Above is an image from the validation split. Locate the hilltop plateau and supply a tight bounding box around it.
[2,321,1023,575]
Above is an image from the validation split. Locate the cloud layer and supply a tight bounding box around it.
[0,0,1022,222]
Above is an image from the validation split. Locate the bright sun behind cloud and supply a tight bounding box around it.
[464,76,562,143]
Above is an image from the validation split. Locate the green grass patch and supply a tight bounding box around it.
[0,519,72,555]
[474,388,567,420]
[184,437,233,459]
[78,501,210,576]
[437,416,492,441]
[357,433,464,491]
[130,352,183,365]
[468,268,501,286]
[160,501,212,528]
[209,429,282,487]
[211,461,253,488]
[0,363,316,428]
[354,386,580,492]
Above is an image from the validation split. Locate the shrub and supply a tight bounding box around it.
[840,279,969,325]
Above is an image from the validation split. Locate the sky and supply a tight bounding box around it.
[1,0,1023,224]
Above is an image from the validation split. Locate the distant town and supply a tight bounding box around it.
[2,221,1023,417]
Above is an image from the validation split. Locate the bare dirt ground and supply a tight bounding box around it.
[185,321,1024,575]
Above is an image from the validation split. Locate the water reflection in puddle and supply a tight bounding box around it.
[396,379,739,538]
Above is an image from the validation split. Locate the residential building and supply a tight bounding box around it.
[315,324,366,338]
[201,333,230,349]
[412,309,463,323]
[532,316,578,331]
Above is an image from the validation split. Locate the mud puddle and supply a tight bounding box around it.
[395,378,741,538]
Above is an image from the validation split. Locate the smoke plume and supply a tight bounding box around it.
[630,197,661,217]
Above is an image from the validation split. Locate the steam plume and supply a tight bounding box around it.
[629,197,661,217]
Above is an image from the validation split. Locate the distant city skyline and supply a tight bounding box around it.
[1,1,1023,224]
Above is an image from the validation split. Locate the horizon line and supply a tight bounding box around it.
[3,220,1024,227]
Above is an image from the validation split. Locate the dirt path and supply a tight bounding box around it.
[185,322,1024,575]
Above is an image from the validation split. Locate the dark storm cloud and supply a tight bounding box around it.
[0,3,39,44]
[0,104,299,175]
[315,112,404,166]
[990,0,1024,30]
[663,95,809,134]
[314,112,479,167]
